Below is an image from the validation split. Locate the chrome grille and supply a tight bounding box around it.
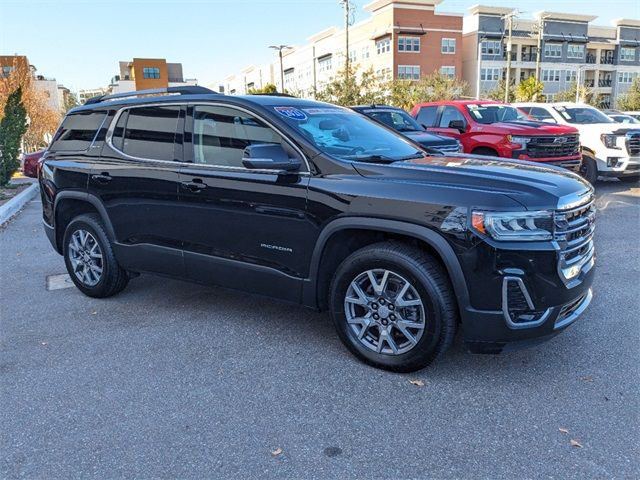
[626,132,640,156]
[433,143,461,153]
[554,198,595,285]
[526,134,580,159]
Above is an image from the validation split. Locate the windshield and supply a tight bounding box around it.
[272,105,425,162]
[611,115,640,124]
[364,109,423,133]
[465,104,527,124]
[553,106,614,124]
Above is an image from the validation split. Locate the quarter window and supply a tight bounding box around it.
[192,106,290,169]
[49,111,107,152]
[441,38,456,54]
[398,36,420,52]
[120,106,180,160]
[398,65,420,80]
[142,67,161,79]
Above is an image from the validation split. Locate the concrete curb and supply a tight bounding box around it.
[0,183,39,226]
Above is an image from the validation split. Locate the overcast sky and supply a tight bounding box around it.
[2,0,639,92]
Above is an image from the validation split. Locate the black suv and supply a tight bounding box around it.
[351,105,461,154]
[40,86,596,372]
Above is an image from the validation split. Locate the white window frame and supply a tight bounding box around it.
[440,66,455,78]
[480,67,500,81]
[618,71,638,83]
[376,38,391,55]
[397,65,420,80]
[620,47,635,62]
[565,70,577,83]
[567,44,584,59]
[361,46,370,60]
[441,38,456,54]
[481,40,501,55]
[318,56,332,73]
[544,43,562,58]
[398,36,420,53]
[542,69,561,82]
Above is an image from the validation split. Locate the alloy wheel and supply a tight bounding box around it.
[68,229,103,287]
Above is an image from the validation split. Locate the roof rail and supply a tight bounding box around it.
[249,92,297,97]
[84,86,217,105]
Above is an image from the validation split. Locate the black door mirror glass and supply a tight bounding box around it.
[242,143,301,172]
[448,119,466,132]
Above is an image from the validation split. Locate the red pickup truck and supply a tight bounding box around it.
[410,100,582,172]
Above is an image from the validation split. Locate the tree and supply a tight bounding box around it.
[484,79,516,102]
[63,92,79,112]
[555,82,602,106]
[0,87,28,185]
[315,64,385,106]
[247,83,278,95]
[385,73,469,110]
[515,76,545,102]
[0,57,61,152]
[616,78,640,111]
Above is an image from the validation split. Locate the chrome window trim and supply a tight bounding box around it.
[105,101,311,175]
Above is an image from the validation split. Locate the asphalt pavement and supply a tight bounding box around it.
[1,181,639,479]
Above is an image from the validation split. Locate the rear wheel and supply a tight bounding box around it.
[329,241,457,372]
[580,154,598,185]
[63,214,129,298]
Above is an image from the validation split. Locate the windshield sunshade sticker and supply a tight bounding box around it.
[274,107,308,120]
[303,107,353,115]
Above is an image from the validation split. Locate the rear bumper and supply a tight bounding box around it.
[43,220,59,253]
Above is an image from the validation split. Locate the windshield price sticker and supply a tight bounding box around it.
[274,107,308,120]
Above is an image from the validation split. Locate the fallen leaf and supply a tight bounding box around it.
[570,439,583,448]
[559,428,569,434]
[41,342,47,346]
[91,311,97,315]
[581,375,593,382]
[409,379,425,387]
[271,447,284,457]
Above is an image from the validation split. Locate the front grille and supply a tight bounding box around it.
[548,159,582,172]
[526,134,580,159]
[435,143,462,153]
[626,132,640,156]
[554,197,595,276]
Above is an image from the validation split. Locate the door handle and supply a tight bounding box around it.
[181,179,207,192]
[91,173,112,183]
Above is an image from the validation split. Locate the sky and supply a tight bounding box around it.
[2,0,639,92]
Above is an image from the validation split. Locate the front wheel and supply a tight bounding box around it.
[580,154,598,185]
[329,241,457,372]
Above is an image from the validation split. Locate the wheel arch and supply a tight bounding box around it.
[303,217,470,317]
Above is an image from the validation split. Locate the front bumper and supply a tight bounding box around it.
[510,151,582,172]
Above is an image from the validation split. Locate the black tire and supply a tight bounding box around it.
[329,241,457,372]
[472,147,499,157]
[63,213,129,298]
[580,154,598,185]
[619,175,640,184]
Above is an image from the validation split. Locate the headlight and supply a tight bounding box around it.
[471,210,554,241]
[510,136,531,146]
[600,134,621,150]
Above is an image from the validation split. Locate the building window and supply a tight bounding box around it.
[544,93,556,102]
[362,46,370,59]
[441,38,456,54]
[376,68,391,80]
[398,36,420,52]
[480,68,500,81]
[542,69,561,82]
[318,56,332,73]
[376,38,391,55]
[567,44,584,59]
[620,47,636,62]
[348,50,357,62]
[565,70,577,83]
[618,71,638,83]
[481,40,501,55]
[440,66,455,78]
[1,66,15,78]
[142,67,160,79]
[544,43,562,58]
[398,65,420,80]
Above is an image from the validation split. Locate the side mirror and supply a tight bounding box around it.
[448,120,466,132]
[242,143,301,172]
[541,118,557,124]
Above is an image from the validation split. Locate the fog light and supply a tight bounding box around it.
[562,264,582,280]
[607,157,621,167]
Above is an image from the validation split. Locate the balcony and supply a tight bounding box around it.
[600,53,615,65]
[586,53,596,64]
[502,51,517,61]
[520,52,537,62]
[598,78,612,87]
[584,79,595,87]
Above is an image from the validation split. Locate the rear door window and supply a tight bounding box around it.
[528,107,556,123]
[120,105,181,161]
[49,111,107,152]
[438,106,466,128]
[416,106,438,127]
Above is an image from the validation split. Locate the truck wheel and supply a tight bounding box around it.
[580,154,598,185]
[63,214,129,298]
[472,147,498,157]
[329,241,457,372]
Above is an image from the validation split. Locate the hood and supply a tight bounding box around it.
[404,131,458,146]
[353,155,592,211]
[481,120,578,135]
[575,123,640,135]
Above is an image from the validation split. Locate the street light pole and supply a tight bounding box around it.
[269,45,290,93]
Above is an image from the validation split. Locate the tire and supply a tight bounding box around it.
[619,175,640,184]
[329,241,457,372]
[472,147,499,157]
[580,154,598,185]
[63,213,129,298]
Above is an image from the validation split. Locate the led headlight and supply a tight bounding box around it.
[471,210,554,241]
[600,133,621,150]
[510,136,531,146]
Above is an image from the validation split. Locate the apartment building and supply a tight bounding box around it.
[221,0,463,97]
[1,54,69,112]
[462,6,640,107]
[110,58,197,93]
[78,87,110,104]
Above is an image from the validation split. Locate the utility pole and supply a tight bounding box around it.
[476,40,483,100]
[269,45,290,93]
[503,11,515,103]
[534,14,549,82]
[340,0,351,77]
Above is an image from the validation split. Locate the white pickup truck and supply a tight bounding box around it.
[514,102,640,184]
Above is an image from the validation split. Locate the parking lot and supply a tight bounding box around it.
[1,181,638,479]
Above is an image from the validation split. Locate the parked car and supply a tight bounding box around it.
[41,87,595,372]
[623,111,640,121]
[608,113,640,124]
[409,100,583,174]
[351,105,461,154]
[515,102,640,184]
[20,149,46,178]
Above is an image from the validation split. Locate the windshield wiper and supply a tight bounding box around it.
[346,154,398,163]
